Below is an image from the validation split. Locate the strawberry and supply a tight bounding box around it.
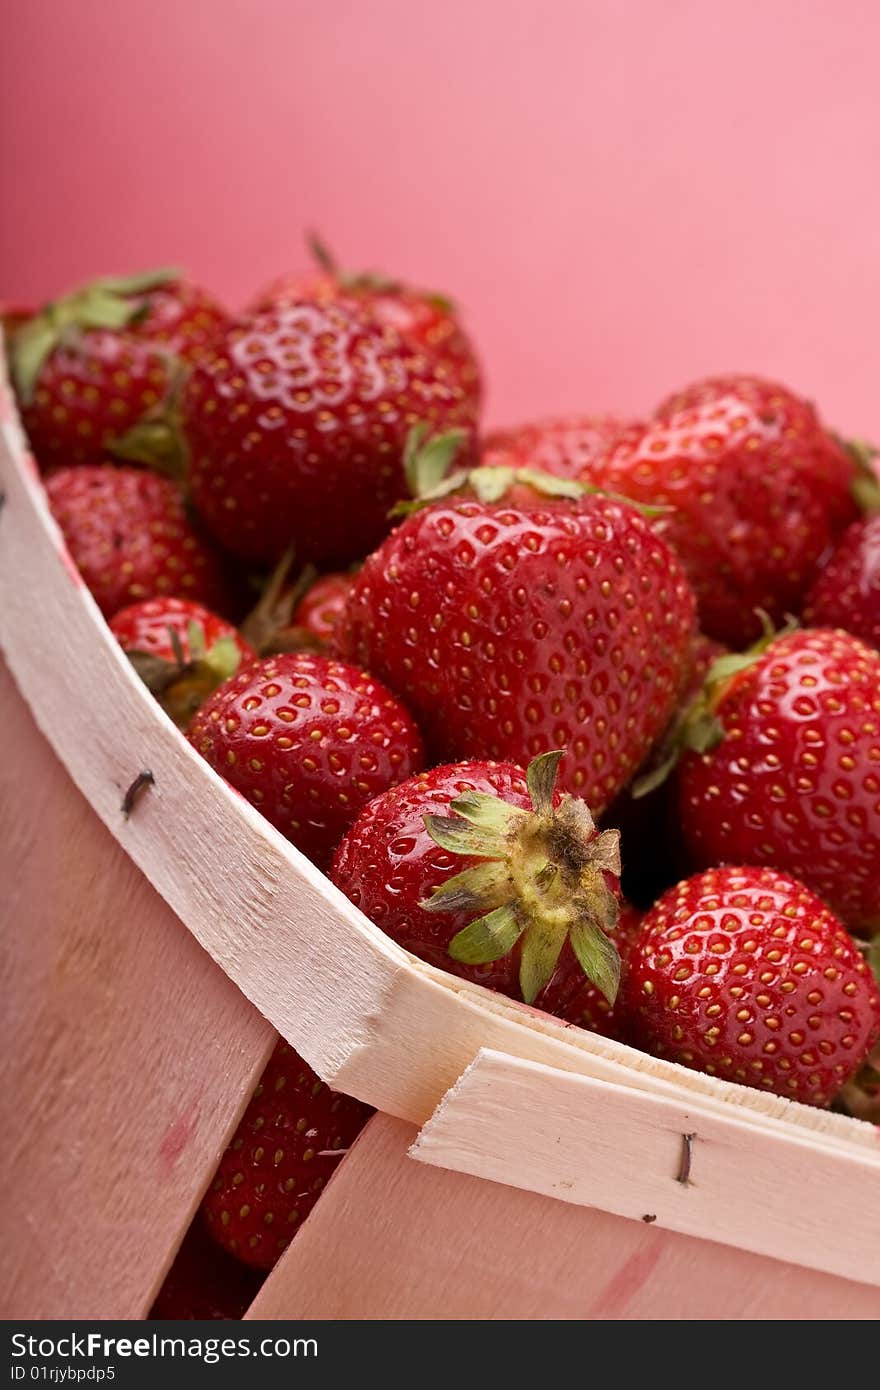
[10,270,227,470]
[45,464,231,619]
[481,415,632,480]
[202,1039,372,1271]
[250,234,482,405]
[181,299,479,569]
[187,652,424,869]
[594,375,857,645]
[677,628,880,931]
[341,492,697,815]
[149,1221,264,1320]
[804,515,880,652]
[290,571,353,652]
[110,597,255,727]
[556,901,642,1038]
[620,866,880,1107]
[331,751,624,1009]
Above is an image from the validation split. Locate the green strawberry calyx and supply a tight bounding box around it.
[124,619,242,728]
[10,268,182,405]
[392,422,668,519]
[631,614,796,799]
[421,750,623,1006]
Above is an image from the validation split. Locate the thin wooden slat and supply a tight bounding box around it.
[0,661,275,1319]
[249,1113,880,1320]
[411,1048,880,1287]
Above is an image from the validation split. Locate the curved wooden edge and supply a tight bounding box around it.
[1,337,876,1176]
[410,1048,880,1287]
[247,1113,880,1319]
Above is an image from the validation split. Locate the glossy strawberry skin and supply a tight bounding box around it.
[804,516,880,652]
[596,376,857,646]
[677,629,880,931]
[149,1221,264,1320]
[45,464,230,619]
[110,597,255,665]
[620,866,880,1107]
[250,269,482,406]
[556,902,642,1039]
[342,495,697,816]
[182,300,479,569]
[187,653,424,869]
[291,572,353,652]
[20,281,227,469]
[202,1039,372,1271]
[332,759,600,1016]
[481,415,631,480]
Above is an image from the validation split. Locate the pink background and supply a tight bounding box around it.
[1,0,878,434]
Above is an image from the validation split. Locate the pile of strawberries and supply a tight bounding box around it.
[8,247,879,1315]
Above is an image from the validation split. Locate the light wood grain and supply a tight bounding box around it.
[411,1049,880,1286]
[0,661,275,1319]
[249,1113,880,1320]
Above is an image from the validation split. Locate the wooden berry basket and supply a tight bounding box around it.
[1,340,878,1322]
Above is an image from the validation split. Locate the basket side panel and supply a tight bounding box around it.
[0,660,274,1319]
[248,1114,880,1321]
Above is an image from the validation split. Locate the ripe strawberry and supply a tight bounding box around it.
[620,866,880,1107]
[557,901,642,1038]
[804,515,880,652]
[677,628,880,931]
[481,415,631,480]
[10,270,227,469]
[250,235,482,405]
[187,652,424,868]
[341,492,697,815]
[595,375,857,645]
[331,751,624,1010]
[202,1039,372,1271]
[110,597,255,727]
[149,1221,263,1320]
[181,300,479,569]
[290,571,353,652]
[45,464,230,618]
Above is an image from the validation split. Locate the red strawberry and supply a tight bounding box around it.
[331,751,624,1010]
[10,270,227,470]
[250,235,482,405]
[181,300,479,569]
[341,492,697,815]
[187,652,424,868]
[202,1039,372,1271]
[804,515,880,652]
[110,597,255,727]
[620,866,880,1107]
[481,415,632,480]
[595,375,857,645]
[677,628,880,931]
[556,901,642,1038]
[149,1221,263,1320]
[45,464,230,618]
[290,571,353,652]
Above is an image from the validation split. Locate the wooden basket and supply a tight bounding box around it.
[1,342,878,1322]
